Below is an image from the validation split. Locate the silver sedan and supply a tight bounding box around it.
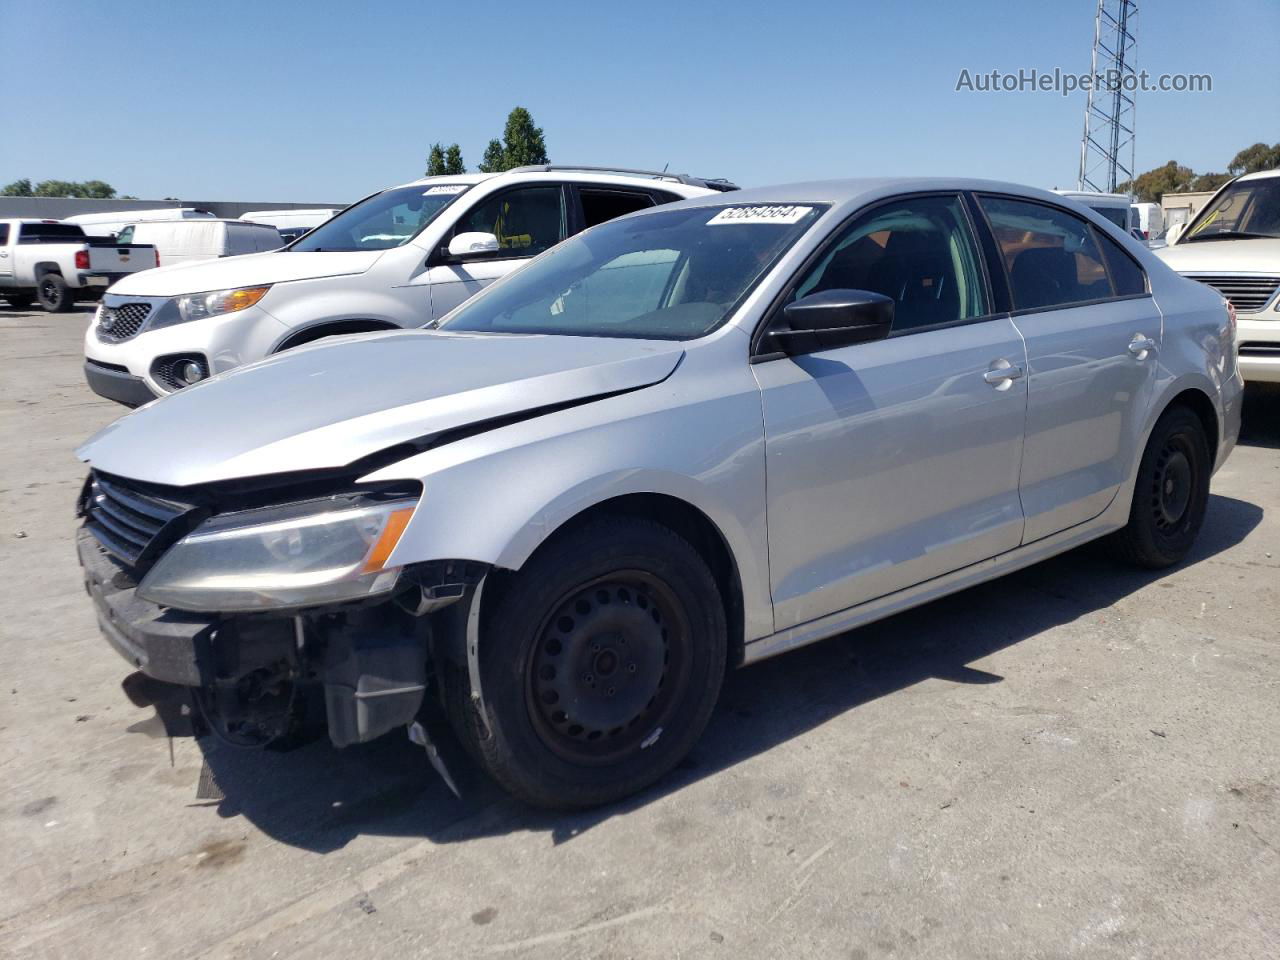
[76,178,1242,809]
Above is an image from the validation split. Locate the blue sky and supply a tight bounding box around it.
[1,0,1275,202]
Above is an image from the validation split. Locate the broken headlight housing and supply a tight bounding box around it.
[137,496,418,613]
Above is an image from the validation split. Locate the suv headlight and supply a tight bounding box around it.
[138,496,417,612]
[150,285,272,329]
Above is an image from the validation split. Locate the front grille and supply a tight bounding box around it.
[97,302,153,343]
[1239,341,1280,357]
[81,472,195,571]
[1185,274,1280,313]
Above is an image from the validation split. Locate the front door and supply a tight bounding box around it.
[426,185,567,320]
[975,195,1159,542]
[753,194,1029,630]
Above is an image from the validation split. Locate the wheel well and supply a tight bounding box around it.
[499,494,747,669]
[1164,388,1219,465]
[275,319,398,352]
[35,263,62,278]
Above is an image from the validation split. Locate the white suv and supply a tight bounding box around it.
[83,166,736,405]
[1155,169,1280,383]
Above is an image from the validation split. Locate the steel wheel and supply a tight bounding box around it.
[528,572,691,765]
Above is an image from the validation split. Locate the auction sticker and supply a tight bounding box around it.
[708,205,812,226]
[424,185,468,195]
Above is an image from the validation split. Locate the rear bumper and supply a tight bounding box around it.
[84,359,159,407]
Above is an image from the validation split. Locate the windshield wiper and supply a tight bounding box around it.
[1183,230,1275,242]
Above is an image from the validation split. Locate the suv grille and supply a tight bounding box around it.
[97,302,153,343]
[1184,275,1280,314]
[81,472,195,570]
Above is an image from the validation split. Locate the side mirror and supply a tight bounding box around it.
[1165,222,1184,245]
[447,231,500,259]
[771,289,894,354]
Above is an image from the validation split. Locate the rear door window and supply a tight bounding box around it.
[579,189,656,229]
[979,196,1112,310]
[0,224,8,245]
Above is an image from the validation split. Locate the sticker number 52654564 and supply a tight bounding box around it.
[707,205,813,226]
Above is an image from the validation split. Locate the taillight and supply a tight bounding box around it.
[154,249,160,268]
[74,250,90,270]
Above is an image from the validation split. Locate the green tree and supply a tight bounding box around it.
[478,138,506,173]
[30,179,117,198]
[425,143,447,177]
[1,178,33,196]
[444,143,465,175]
[1117,161,1196,203]
[1191,172,1232,192]
[501,106,548,168]
[1227,142,1280,176]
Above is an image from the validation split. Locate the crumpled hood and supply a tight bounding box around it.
[1155,237,1280,275]
[106,250,385,297]
[77,330,685,487]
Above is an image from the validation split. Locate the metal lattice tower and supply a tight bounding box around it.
[1078,0,1139,193]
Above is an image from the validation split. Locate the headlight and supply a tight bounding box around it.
[138,496,417,612]
[150,285,272,329]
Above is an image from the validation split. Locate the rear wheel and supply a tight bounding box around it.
[1109,405,1211,568]
[449,517,727,810]
[37,274,74,312]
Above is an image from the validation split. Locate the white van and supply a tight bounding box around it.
[239,208,340,231]
[65,207,215,240]
[116,220,283,266]
[1052,190,1135,233]
[1131,202,1164,241]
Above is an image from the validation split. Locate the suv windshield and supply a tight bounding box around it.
[438,203,826,340]
[290,183,471,252]
[1184,177,1280,241]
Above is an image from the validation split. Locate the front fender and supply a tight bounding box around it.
[361,350,775,642]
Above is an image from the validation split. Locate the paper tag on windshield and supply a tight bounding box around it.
[424,185,467,195]
[707,205,812,226]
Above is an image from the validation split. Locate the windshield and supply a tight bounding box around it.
[290,183,470,251]
[438,203,826,340]
[1184,177,1280,241]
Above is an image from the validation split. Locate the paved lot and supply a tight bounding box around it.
[1,305,1277,960]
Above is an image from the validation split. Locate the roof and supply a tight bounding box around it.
[391,167,733,196]
[1237,168,1280,182]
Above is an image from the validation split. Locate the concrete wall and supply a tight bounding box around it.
[0,197,349,220]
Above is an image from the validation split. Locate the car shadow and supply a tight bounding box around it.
[189,492,1263,853]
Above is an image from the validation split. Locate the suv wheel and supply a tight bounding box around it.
[37,274,74,312]
[1109,405,1211,568]
[450,516,727,809]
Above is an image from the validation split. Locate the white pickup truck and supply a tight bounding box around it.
[0,220,158,312]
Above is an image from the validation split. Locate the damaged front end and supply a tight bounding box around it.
[76,469,485,753]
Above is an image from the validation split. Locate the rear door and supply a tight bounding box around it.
[424,184,568,319]
[753,193,1029,629]
[975,194,1158,542]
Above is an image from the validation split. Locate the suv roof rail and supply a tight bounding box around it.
[506,164,740,192]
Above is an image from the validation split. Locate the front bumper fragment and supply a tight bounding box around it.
[84,359,159,408]
[78,526,213,685]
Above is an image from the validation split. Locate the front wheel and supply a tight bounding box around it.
[37,274,74,312]
[450,517,727,810]
[1109,405,1212,568]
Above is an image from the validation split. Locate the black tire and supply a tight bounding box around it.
[449,516,727,810]
[1109,405,1211,568]
[36,274,74,312]
[4,293,35,310]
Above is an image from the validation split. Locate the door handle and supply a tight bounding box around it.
[984,360,1024,386]
[1128,335,1156,359]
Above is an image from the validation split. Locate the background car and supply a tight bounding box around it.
[81,165,737,406]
